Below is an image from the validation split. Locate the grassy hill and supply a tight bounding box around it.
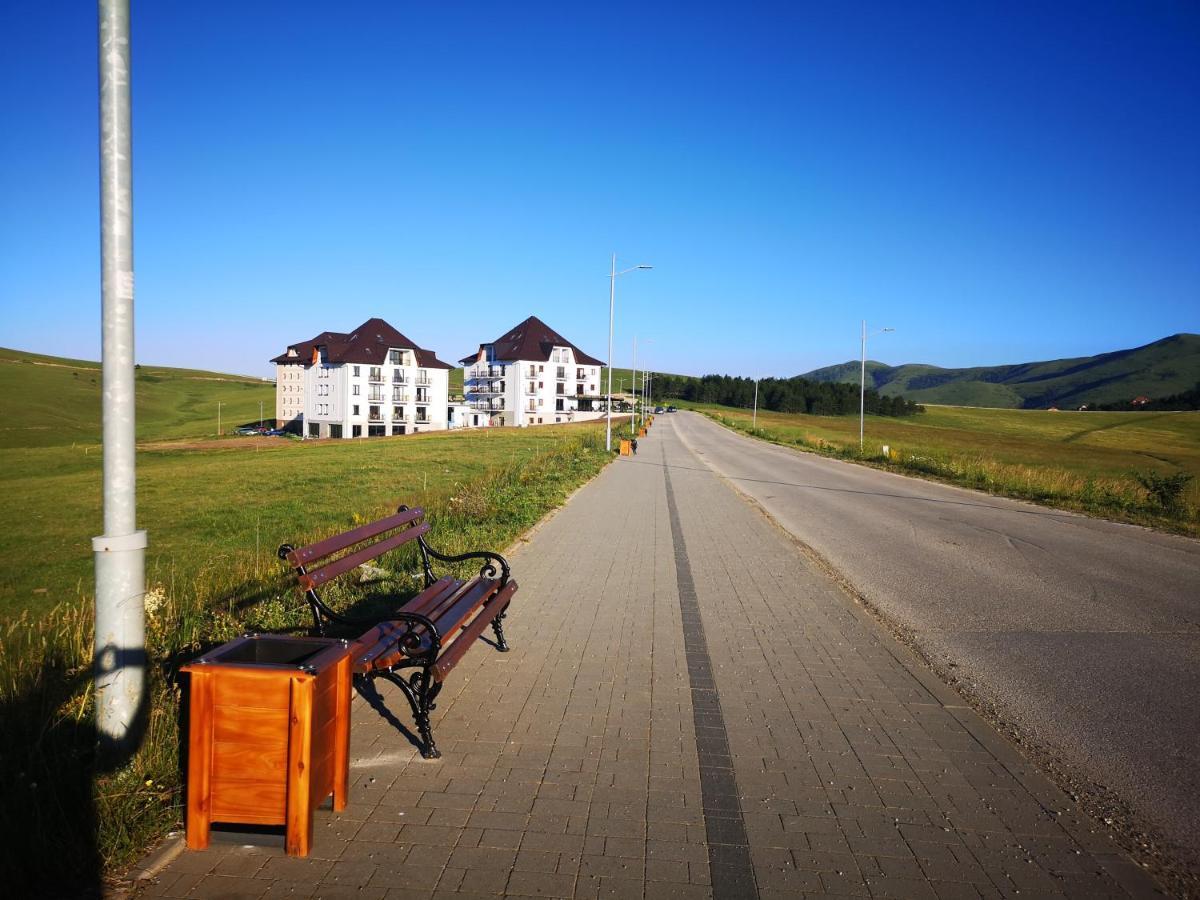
[802,333,1200,409]
[0,347,274,448]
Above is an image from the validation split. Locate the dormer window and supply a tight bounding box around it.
[390,350,401,365]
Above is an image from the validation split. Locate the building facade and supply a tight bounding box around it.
[272,318,453,437]
[460,316,606,427]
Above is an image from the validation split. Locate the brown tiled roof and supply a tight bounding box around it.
[270,319,452,369]
[460,315,604,367]
[270,331,346,365]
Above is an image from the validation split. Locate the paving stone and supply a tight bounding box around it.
[146,419,1166,899]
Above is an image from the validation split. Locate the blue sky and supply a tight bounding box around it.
[2,1,1197,378]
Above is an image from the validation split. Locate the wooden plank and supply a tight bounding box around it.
[332,654,351,811]
[299,522,431,590]
[212,669,290,710]
[427,579,495,636]
[401,577,466,617]
[287,507,425,566]
[213,706,290,745]
[210,781,287,823]
[211,742,287,781]
[285,676,314,857]
[185,670,214,850]
[434,580,518,680]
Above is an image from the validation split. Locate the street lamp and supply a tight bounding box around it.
[860,321,895,451]
[636,338,655,429]
[606,255,652,451]
[753,377,760,429]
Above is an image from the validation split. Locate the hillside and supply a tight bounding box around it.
[802,334,1200,409]
[0,347,274,448]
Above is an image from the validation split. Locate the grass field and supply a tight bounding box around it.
[1,347,618,890]
[682,401,1200,534]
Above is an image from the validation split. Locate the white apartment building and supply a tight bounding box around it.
[272,318,452,438]
[460,315,606,427]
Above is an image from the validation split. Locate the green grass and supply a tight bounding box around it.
[1,348,617,891]
[0,346,274,449]
[681,401,1200,534]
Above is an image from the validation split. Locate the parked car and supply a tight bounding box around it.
[666,405,678,412]
[234,426,257,436]
[654,406,665,414]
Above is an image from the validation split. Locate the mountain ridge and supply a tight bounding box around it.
[801,333,1200,409]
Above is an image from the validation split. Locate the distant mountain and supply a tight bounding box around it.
[801,334,1200,409]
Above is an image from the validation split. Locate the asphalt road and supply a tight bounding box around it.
[668,410,1200,872]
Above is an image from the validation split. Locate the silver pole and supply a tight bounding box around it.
[94,0,146,762]
[606,254,615,451]
[631,335,638,431]
[859,319,866,451]
[753,378,759,429]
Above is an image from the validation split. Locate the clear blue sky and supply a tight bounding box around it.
[2,1,1197,378]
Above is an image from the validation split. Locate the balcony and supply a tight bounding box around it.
[470,366,505,379]
[367,415,383,423]
[470,400,505,412]
[415,376,432,386]
[368,392,385,403]
[414,416,431,425]
[368,369,384,383]
[392,372,407,384]
[392,390,409,403]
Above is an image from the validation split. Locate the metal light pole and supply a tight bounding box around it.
[637,339,655,428]
[860,321,895,451]
[753,378,759,429]
[94,0,146,763]
[259,399,263,430]
[605,255,651,451]
[631,335,638,432]
[217,401,223,436]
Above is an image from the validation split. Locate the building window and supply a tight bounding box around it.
[352,404,359,416]
[556,399,564,411]
[329,424,342,439]
[353,366,360,376]
[352,424,362,437]
[390,350,401,365]
[352,384,360,395]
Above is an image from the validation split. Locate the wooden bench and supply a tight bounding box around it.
[278,505,517,759]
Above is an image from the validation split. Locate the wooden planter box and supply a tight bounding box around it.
[182,634,352,857]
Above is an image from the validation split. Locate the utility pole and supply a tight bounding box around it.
[93,0,146,763]
[753,378,759,429]
[259,399,263,430]
[218,401,223,436]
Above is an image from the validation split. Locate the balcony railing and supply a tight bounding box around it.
[415,376,432,386]
[392,390,409,402]
[470,366,505,379]
[368,392,385,403]
[367,415,383,423]
[414,416,431,425]
[470,400,505,412]
[368,370,384,383]
[470,385,504,395]
[392,372,407,384]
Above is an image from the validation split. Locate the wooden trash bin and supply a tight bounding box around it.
[182,634,352,857]
[619,439,632,456]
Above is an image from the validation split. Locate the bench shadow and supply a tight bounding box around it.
[354,676,425,755]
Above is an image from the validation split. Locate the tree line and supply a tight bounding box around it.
[648,373,923,417]
[1094,382,1200,412]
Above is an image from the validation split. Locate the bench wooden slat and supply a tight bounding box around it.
[299,522,431,590]
[407,575,492,626]
[426,579,497,641]
[288,508,425,567]
[434,580,518,681]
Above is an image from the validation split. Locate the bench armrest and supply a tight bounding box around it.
[422,546,511,588]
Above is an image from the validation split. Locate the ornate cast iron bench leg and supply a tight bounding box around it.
[491,604,511,653]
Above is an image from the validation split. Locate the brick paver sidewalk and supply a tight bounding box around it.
[139,419,1164,899]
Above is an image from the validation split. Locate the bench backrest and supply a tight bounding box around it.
[279,508,435,635]
[283,507,430,589]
